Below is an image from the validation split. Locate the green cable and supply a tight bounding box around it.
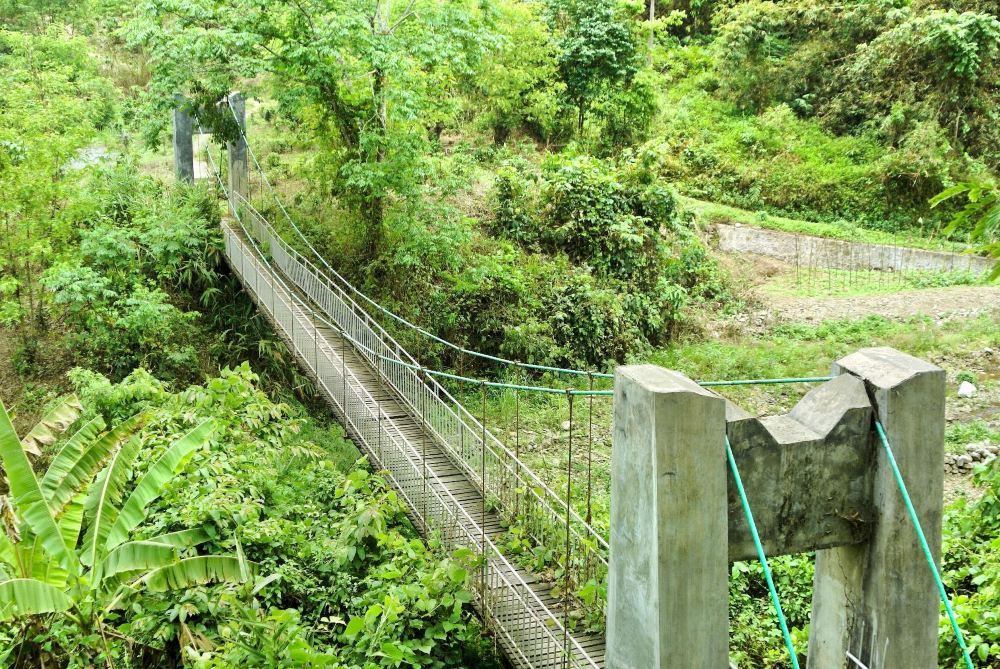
[726,435,801,669]
[569,377,835,396]
[700,376,833,387]
[874,420,975,669]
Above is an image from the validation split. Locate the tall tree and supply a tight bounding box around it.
[551,0,638,134]
[124,0,486,260]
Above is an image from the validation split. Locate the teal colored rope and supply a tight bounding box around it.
[874,420,975,669]
[700,376,833,387]
[726,436,801,669]
[568,377,836,396]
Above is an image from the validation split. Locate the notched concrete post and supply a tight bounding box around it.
[809,347,944,669]
[172,95,194,183]
[607,365,729,669]
[227,91,248,203]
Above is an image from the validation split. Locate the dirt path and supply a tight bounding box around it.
[765,285,1000,323]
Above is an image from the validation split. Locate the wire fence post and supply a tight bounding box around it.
[377,356,384,467]
[480,381,488,609]
[514,390,520,519]
[585,373,594,527]
[563,390,574,669]
[420,368,428,529]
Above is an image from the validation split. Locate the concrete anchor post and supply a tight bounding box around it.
[607,365,729,668]
[172,96,194,183]
[227,92,249,205]
[809,347,945,669]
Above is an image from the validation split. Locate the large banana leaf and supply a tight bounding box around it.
[145,528,210,549]
[0,403,78,578]
[39,416,105,506]
[0,532,15,574]
[31,493,89,588]
[42,414,145,516]
[81,435,143,567]
[0,578,70,620]
[104,420,215,553]
[19,395,83,458]
[141,556,248,592]
[99,541,177,581]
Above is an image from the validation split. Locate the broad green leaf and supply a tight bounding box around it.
[99,541,177,581]
[44,414,145,516]
[0,532,14,574]
[33,493,87,588]
[104,420,214,553]
[929,183,972,208]
[20,395,83,458]
[81,434,144,567]
[344,616,365,638]
[380,641,405,663]
[39,416,106,504]
[250,572,281,596]
[141,556,248,592]
[145,528,210,549]
[0,578,70,620]
[0,401,78,578]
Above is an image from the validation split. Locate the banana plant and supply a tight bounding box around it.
[0,397,250,627]
[18,395,84,458]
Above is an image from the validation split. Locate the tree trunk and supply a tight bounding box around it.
[361,196,385,260]
[647,0,656,65]
[578,104,585,135]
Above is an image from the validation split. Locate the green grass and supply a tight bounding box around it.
[946,420,1000,455]
[759,266,985,298]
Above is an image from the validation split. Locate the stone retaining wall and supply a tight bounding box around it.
[714,223,995,274]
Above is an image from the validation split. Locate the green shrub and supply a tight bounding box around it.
[37,366,494,667]
[594,69,660,152]
[942,459,1000,666]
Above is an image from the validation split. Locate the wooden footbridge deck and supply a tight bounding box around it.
[218,190,607,668]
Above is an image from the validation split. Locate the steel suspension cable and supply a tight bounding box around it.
[726,435,801,669]
[203,139,612,559]
[223,98,614,380]
[221,101,845,395]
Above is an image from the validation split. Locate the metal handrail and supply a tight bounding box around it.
[207,148,602,668]
[230,190,610,565]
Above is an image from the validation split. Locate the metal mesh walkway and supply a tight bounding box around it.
[220,213,606,669]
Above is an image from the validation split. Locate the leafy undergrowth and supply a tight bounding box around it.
[943,462,1000,667]
[1,366,496,668]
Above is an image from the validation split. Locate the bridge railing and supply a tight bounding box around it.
[230,190,609,593]
[220,211,601,668]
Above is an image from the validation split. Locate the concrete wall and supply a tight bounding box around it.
[714,223,994,275]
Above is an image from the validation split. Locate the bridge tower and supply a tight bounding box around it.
[608,349,944,669]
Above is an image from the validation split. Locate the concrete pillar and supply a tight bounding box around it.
[607,365,729,669]
[809,347,944,669]
[227,91,248,203]
[172,97,194,183]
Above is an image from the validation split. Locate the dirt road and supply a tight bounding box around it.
[766,285,1000,323]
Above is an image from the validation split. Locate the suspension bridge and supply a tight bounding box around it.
[177,94,976,669]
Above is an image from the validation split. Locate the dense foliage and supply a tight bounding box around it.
[2,1,998,667]
[702,0,1000,226]
[1,366,490,667]
[0,27,117,367]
